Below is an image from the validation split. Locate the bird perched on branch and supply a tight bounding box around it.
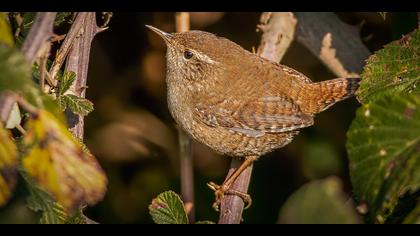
[146,25,360,211]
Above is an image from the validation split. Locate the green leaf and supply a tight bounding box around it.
[0,122,18,207]
[54,13,71,27]
[347,93,420,222]
[0,13,14,46]
[22,170,68,224]
[58,71,76,96]
[278,177,361,224]
[0,44,32,93]
[149,191,188,224]
[357,29,420,103]
[62,94,94,116]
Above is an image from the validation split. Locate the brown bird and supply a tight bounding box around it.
[146,25,360,211]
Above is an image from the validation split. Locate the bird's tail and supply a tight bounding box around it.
[302,78,360,114]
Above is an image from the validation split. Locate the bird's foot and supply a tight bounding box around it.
[206,181,252,212]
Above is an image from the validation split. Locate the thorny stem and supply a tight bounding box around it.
[64,12,104,140]
[175,12,195,223]
[49,12,88,84]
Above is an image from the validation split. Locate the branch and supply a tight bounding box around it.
[49,12,88,84]
[21,12,57,65]
[64,12,105,140]
[256,12,297,62]
[175,12,195,223]
[218,12,295,224]
[294,12,371,76]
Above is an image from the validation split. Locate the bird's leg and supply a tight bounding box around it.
[207,156,258,211]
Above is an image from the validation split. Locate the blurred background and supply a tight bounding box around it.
[0,12,418,224]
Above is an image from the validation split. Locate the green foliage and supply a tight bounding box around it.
[356,29,419,103]
[57,71,76,96]
[149,191,188,224]
[0,44,32,93]
[278,177,360,224]
[58,94,94,116]
[347,29,420,223]
[54,13,71,27]
[23,171,68,224]
[347,94,420,222]
[55,71,94,116]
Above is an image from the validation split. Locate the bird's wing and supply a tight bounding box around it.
[193,94,314,137]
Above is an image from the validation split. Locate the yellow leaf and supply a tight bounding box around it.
[0,13,14,46]
[22,111,107,212]
[0,122,18,206]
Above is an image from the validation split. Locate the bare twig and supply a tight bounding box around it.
[218,12,296,224]
[294,12,370,77]
[64,12,104,140]
[21,12,57,65]
[49,12,88,84]
[175,12,195,223]
[0,91,17,124]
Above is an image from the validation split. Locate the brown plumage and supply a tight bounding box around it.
[146,25,360,210]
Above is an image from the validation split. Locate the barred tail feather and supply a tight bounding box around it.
[304,78,360,114]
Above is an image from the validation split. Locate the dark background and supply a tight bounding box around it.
[0,12,418,224]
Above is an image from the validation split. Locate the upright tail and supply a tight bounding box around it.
[301,78,360,114]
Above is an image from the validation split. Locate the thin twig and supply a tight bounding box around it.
[64,12,104,140]
[16,124,27,135]
[218,12,296,224]
[21,12,57,65]
[294,12,370,77]
[175,12,195,223]
[49,12,88,84]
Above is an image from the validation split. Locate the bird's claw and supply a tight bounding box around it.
[207,181,252,212]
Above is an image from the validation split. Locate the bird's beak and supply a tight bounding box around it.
[145,25,173,44]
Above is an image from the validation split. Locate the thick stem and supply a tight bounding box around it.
[64,12,104,140]
[21,12,57,65]
[175,12,195,223]
[294,12,370,76]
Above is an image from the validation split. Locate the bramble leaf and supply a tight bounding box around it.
[149,191,188,224]
[0,122,18,207]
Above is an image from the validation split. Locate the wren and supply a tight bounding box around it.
[146,25,360,211]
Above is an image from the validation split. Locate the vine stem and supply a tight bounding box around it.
[175,12,195,223]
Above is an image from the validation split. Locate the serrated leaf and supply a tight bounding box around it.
[149,191,188,224]
[0,122,18,207]
[0,13,14,46]
[278,177,361,224]
[22,110,107,212]
[0,44,32,93]
[62,95,94,116]
[58,71,76,96]
[347,94,420,222]
[5,102,21,129]
[357,29,420,103]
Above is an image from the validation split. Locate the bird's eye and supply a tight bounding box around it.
[184,50,194,59]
